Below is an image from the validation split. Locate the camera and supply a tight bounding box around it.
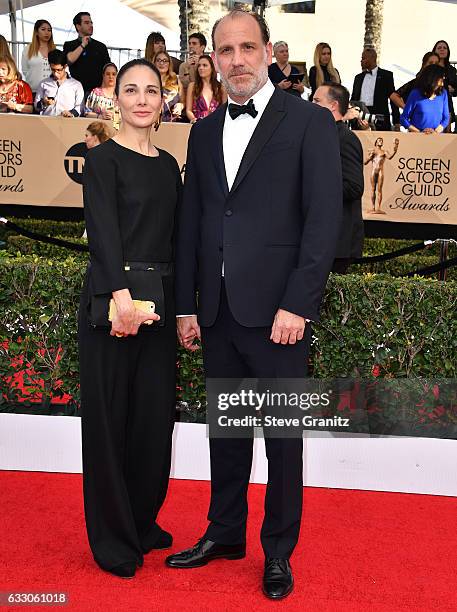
[350,100,385,126]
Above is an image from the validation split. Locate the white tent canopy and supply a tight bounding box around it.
[0,0,52,60]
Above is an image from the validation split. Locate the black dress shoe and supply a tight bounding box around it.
[263,558,294,599]
[165,538,246,568]
[142,528,173,553]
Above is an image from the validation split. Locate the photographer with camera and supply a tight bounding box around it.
[313,83,364,273]
[352,48,400,131]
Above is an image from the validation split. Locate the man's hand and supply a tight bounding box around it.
[423,127,434,134]
[61,110,73,118]
[270,309,306,345]
[81,36,91,48]
[177,315,201,351]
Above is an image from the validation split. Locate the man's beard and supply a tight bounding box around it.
[220,64,269,100]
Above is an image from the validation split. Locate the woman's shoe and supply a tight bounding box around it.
[143,528,173,553]
[98,561,137,579]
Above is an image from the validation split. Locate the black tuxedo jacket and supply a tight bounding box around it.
[352,67,400,129]
[335,121,364,259]
[175,87,343,327]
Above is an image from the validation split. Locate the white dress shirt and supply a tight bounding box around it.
[35,74,84,116]
[177,79,275,316]
[223,78,275,190]
[360,66,378,107]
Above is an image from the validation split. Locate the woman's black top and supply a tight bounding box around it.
[82,138,182,296]
[395,78,417,105]
[443,63,457,117]
[309,65,340,100]
[268,62,302,97]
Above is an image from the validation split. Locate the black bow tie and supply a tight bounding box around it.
[228,99,258,120]
[365,70,373,75]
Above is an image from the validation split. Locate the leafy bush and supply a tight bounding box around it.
[1,257,455,416]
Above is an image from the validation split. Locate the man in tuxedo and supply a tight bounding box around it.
[352,48,400,131]
[167,9,342,599]
[313,83,364,273]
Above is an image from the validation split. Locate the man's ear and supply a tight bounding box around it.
[266,42,273,66]
[211,51,218,74]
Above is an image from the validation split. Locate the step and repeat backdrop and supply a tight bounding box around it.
[1,115,456,227]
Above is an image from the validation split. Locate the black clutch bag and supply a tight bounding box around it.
[88,262,171,329]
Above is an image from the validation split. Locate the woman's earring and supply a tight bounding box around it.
[154,110,163,131]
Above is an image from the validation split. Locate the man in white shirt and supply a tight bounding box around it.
[351,47,400,131]
[168,9,342,600]
[35,49,84,117]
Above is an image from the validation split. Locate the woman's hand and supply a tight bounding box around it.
[277,79,292,90]
[422,127,435,134]
[292,82,304,94]
[110,289,160,337]
[100,109,113,120]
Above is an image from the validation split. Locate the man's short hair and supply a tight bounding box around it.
[48,49,67,67]
[212,9,270,50]
[189,32,207,48]
[322,82,350,116]
[73,12,90,28]
[363,47,377,59]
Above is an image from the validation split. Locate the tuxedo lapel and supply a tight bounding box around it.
[230,88,286,194]
[211,102,229,197]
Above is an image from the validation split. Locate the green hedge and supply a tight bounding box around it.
[0,218,85,242]
[5,234,88,261]
[1,256,456,415]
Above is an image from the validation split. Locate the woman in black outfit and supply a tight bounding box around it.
[390,51,439,110]
[78,58,181,579]
[268,40,304,97]
[309,42,340,101]
[432,40,457,130]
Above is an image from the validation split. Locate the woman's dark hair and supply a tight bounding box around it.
[193,54,223,104]
[416,64,446,97]
[114,58,163,98]
[422,51,439,68]
[432,40,450,64]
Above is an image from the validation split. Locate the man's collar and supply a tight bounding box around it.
[226,78,275,117]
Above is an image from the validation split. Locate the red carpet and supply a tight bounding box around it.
[1,472,457,611]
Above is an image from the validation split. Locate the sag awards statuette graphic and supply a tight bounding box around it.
[358,131,456,225]
[64,143,88,185]
[364,137,399,214]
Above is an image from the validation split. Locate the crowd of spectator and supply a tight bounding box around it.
[1,9,456,135]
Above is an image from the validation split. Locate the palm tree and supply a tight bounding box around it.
[180,0,211,55]
[364,0,384,57]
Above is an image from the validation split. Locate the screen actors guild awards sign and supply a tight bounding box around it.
[0,138,24,193]
[356,132,457,225]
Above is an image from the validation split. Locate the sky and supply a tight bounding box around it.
[0,0,180,64]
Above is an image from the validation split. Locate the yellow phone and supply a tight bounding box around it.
[108,299,156,325]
